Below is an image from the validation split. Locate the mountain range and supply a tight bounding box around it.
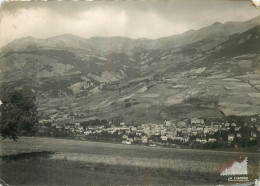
[0,16,259,124]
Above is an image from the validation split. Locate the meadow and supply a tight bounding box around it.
[0,137,259,185]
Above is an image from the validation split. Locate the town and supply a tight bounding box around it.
[38,115,260,149]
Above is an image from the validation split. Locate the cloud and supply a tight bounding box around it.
[0,0,258,47]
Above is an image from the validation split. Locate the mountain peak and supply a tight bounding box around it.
[48,34,86,40]
[212,22,221,25]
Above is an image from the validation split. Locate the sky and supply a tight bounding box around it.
[0,0,259,47]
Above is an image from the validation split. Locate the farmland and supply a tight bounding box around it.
[0,137,259,185]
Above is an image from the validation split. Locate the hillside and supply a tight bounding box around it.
[0,16,259,124]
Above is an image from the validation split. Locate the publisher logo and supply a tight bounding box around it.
[219,157,248,176]
[228,176,249,182]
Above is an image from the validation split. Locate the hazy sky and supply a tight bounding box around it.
[0,0,259,47]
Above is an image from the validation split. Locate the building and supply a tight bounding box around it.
[141,136,148,144]
[160,136,168,141]
[203,127,209,134]
[208,138,216,142]
[122,135,128,139]
[251,117,257,122]
[172,137,185,142]
[196,137,207,144]
[131,126,137,132]
[191,118,204,125]
[228,134,235,142]
[235,127,241,131]
[225,122,230,127]
[164,120,172,127]
[120,122,126,126]
[122,141,131,145]
[126,138,134,143]
[251,132,257,138]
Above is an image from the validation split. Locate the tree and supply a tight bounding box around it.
[0,85,38,140]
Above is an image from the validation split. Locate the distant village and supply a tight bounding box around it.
[38,115,260,149]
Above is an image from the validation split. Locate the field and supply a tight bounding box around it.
[0,137,259,185]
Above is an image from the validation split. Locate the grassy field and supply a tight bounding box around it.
[0,137,259,185]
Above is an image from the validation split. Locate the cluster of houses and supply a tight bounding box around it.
[39,116,260,147]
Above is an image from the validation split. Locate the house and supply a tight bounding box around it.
[225,122,230,127]
[236,133,241,138]
[65,125,70,130]
[160,136,168,141]
[228,134,235,142]
[191,118,204,125]
[166,134,174,139]
[122,140,131,145]
[172,137,184,142]
[251,117,257,122]
[131,126,137,132]
[196,127,203,132]
[203,128,209,134]
[160,129,166,136]
[121,126,129,131]
[120,122,126,126]
[251,132,257,138]
[127,138,134,142]
[56,125,62,130]
[182,131,188,136]
[213,124,220,129]
[107,129,115,134]
[183,136,190,143]
[164,120,172,127]
[211,121,220,127]
[136,126,144,132]
[178,121,186,127]
[208,138,216,143]
[235,127,241,131]
[209,130,215,135]
[196,137,207,144]
[231,123,237,127]
[52,123,57,127]
[153,132,161,136]
[141,136,148,144]
[122,135,128,139]
[191,125,197,131]
[78,126,84,131]
[84,131,91,135]
[196,124,202,128]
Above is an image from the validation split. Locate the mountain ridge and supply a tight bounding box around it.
[2,16,259,53]
[0,16,260,124]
